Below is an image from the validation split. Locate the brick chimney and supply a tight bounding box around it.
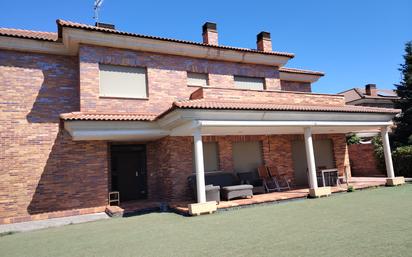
[202,22,218,45]
[95,22,115,30]
[365,84,377,96]
[257,31,272,52]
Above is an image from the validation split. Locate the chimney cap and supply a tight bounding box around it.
[95,22,115,30]
[257,31,271,42]
[365,83,377,88]
[202,22,217,33]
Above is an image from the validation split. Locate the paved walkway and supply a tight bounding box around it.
[0,212,108,234]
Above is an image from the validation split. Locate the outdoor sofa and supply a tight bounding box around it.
[188,171,253,201]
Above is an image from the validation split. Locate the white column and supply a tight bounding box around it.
[193,128,206,203]
[381,126,395,178]
[304,127,318,189]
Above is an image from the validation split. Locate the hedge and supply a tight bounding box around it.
[372,136,412,177]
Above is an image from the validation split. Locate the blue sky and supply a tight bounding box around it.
[1,0,411,93]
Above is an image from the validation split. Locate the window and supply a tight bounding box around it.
[187,72,209,86]
[232,141,263,173]
[193,142,219,172]
[234,76,265,90]
[99,64,147,98]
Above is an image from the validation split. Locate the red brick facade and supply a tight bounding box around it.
[190,87,345,106]
[1,44,351,224]
[78,45,283,114]
[143,134,350,203]
[281,80,311,92]
[348,144,385,177]
[0,50,109,224]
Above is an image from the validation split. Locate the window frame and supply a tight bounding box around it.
[187,72,209,87]
[233,75,266,90]
[98,63,149,99]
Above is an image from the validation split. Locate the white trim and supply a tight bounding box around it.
[0,36,69,55]
[159,109,396,129]
[279,72,321,83]
[64,121,168,141]
[198,120,393,127]
[70,129,168,141]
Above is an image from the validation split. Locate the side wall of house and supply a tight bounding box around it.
[0,50,108,224]
[147,134,350,202]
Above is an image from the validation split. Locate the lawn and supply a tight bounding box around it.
[1,185,412,257]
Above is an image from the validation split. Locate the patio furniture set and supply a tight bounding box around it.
[188,166,296,203]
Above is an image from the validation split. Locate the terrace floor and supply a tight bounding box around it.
[112,177,388,216]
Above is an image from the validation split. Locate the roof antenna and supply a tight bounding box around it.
[93,0,104,23]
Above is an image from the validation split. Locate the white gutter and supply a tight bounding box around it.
[70,129,169,141]
[198,120,393,127]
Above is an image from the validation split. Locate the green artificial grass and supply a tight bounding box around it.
[1,185,412,257]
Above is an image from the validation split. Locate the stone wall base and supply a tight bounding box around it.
[0,206,106,225]
[309,187,332,198]
[386,177,405,186]
[188,201,217,216]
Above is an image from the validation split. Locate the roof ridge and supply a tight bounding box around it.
[61,111,158,116]
[0,27,58,41]
[0,27,56,34]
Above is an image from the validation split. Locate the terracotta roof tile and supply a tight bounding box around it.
[172,99,400,114]
[57,19,294,58]
[279,67,325,76]
[0,28,58,41]
[60,112,157,121]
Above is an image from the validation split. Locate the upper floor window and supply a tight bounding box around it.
[99,64,148,98]
[187,72,209,86]
[234,76,265,90]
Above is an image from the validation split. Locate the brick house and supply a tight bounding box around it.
[0,20,403,223]
[339,84,399,108]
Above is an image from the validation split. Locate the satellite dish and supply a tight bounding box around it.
[93,0,104,22]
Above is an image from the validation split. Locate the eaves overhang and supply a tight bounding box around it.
[0,19,294,67]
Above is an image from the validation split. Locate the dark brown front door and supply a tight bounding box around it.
[110,145,147,201]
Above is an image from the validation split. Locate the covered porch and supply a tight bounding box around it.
[61,88,403,216]
[183,119,401,214]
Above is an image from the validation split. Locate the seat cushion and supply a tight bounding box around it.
[205,184,220,191]
[222,184,253,191]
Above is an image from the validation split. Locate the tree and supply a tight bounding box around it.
[392,41,412,146]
